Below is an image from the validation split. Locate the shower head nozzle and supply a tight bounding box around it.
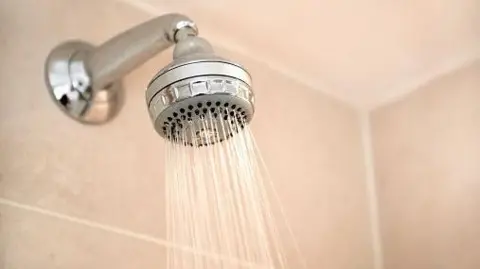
[146,38,254,146]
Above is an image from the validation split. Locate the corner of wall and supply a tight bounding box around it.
[359,111,384,269]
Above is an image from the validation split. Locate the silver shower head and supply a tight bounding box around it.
[44,14,254,145]
[146,37,254,146]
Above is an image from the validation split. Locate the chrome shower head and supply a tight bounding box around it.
[44,13,253,146]
[146,37,254,146]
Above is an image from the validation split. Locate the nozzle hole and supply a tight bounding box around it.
[231,104,236,109]
[195,110,200,115]
[167,117,172,121]
[173,112,178,117]
[215,101,221,106]
[187,112,192,117]
[197,103,203,108]
[203,108,208,114]
[224,103,229,107]
[206,101,212,107]
[188,105,194,110]
[180,108,185,113]
[210,108,215,113]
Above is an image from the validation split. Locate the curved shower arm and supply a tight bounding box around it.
[87,13,198,89]
[45,13,202,124]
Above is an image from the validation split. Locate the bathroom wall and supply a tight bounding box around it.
[0,0,374,268]
[370,60,480,269]
[225,47,374,269]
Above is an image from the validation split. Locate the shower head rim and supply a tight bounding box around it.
[146,59,252,104]
[148,75,254,116]
[147,57,248,88]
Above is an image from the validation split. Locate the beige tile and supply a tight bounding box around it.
[371,60,480,269]
[0,202,166,269]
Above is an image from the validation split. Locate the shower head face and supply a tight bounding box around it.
[146,58,254,146]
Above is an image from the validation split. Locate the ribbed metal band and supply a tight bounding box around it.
[146,60,252,104]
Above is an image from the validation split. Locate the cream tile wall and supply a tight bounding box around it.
[0,202,167,268]
[371,60,480,269]
[0,0,374,268]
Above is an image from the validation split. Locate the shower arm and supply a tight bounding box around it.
[88,14,198,89]
[45,13,199,124]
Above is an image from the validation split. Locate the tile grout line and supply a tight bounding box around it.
[0,198,259,268]
[359,111,384,269]
[364,52,480,111]
[0,198,174,246]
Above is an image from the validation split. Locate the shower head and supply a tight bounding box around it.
[146,37,254,146]
[44,14,254,146]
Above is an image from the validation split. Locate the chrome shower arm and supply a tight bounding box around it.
[45,13,198,124]
[88,14,198,89]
